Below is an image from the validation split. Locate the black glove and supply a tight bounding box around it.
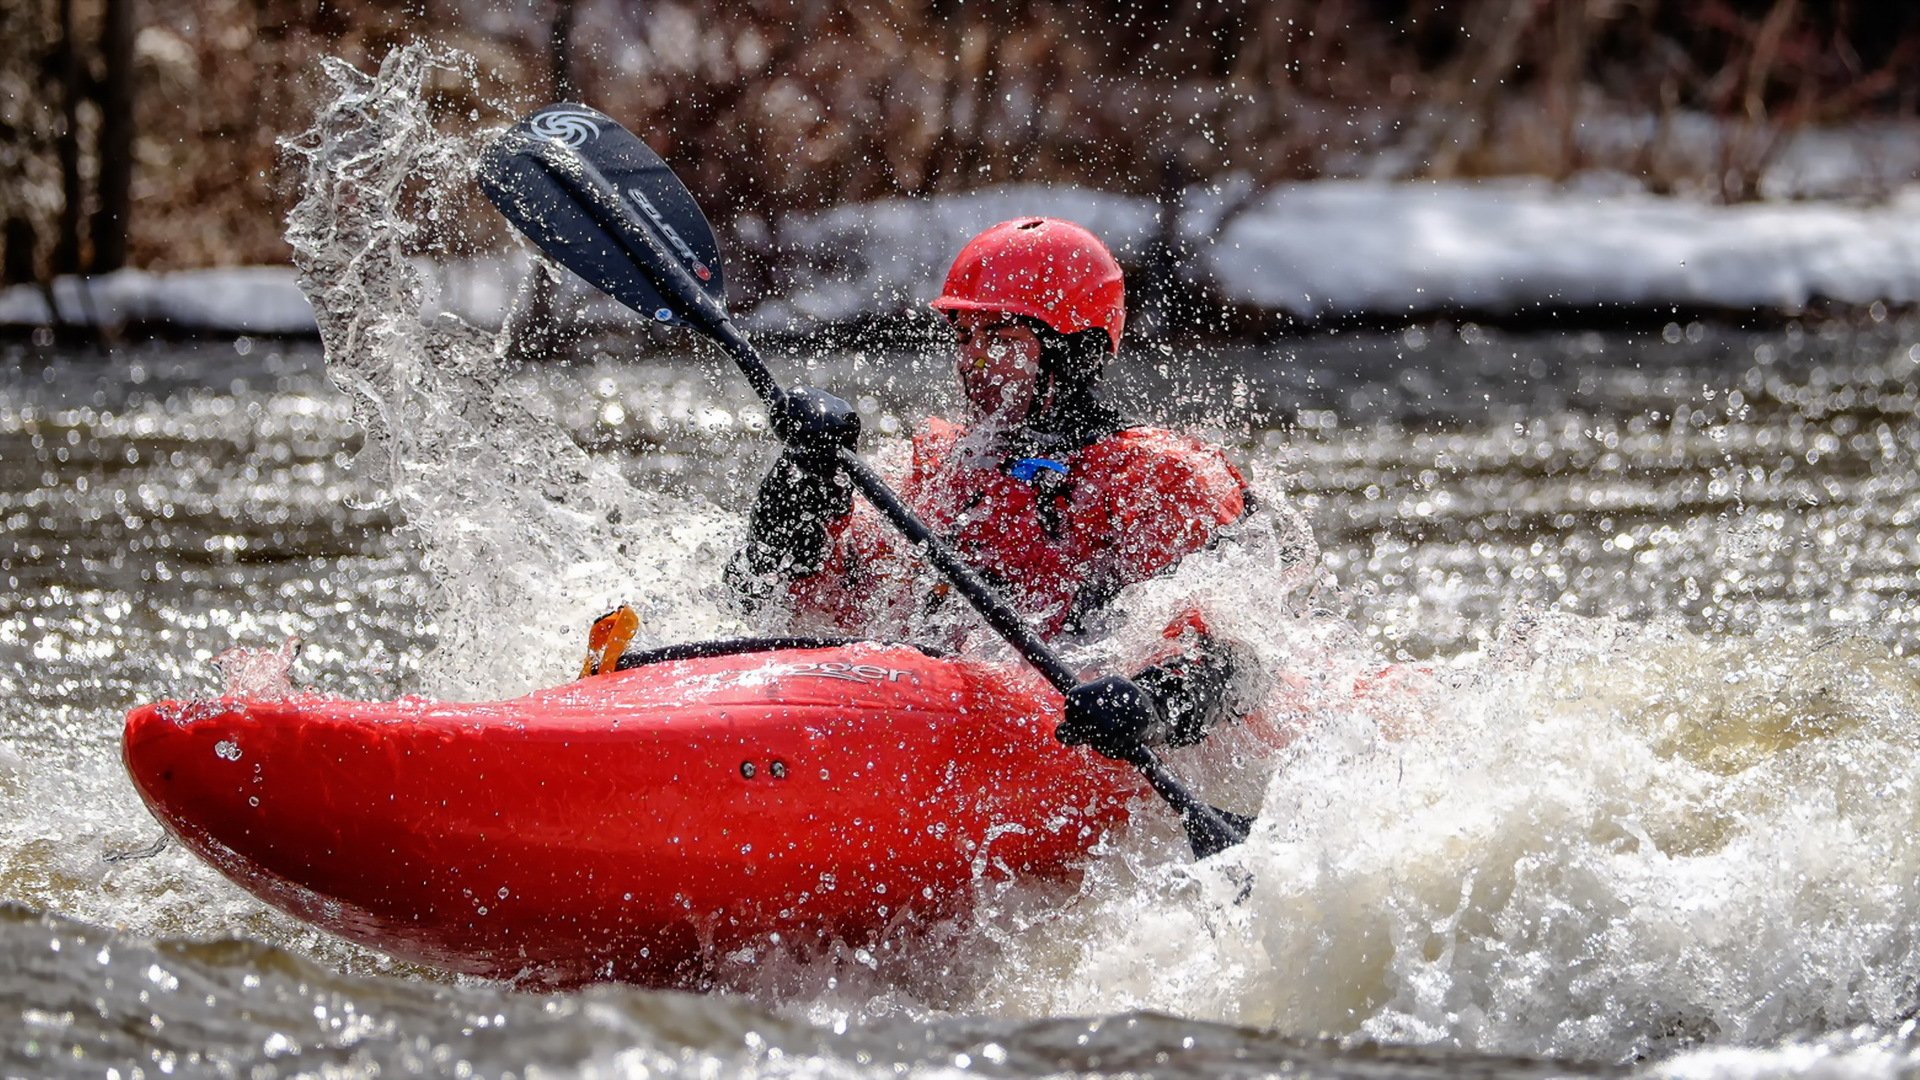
[1057,675,1159,761]
[771,385,860,465]
[1130,644,1237,748]
[1056,643,1238,757]
[724,388,859,604]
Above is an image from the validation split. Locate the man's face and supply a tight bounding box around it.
[951,311,1042,423]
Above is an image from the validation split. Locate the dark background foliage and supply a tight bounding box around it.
[3,0,1916,285]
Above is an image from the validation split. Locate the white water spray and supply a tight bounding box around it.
[280,46,744,699]
[968,617,1920,1063]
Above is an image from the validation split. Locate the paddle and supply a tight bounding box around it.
[477,104,1253,859]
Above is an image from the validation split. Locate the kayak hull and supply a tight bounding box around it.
[123,641,1142,986]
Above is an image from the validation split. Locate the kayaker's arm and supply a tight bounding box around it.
[1066,440,1255,746]
[725,387,860,608]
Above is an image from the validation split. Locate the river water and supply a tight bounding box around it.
[7,44,1920,1080]
[5,310,1920,1078]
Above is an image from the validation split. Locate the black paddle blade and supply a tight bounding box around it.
[477,104,727,328]
[1185,805,1254,860]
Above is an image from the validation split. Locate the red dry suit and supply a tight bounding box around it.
[782,417,1251,644]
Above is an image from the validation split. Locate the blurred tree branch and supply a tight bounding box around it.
[1,0,1915,283]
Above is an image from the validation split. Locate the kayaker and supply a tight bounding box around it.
[726,217,1253,747]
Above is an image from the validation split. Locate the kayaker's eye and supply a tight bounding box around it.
[952,320,1026,346]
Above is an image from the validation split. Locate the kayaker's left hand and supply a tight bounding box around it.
[1056,675,1158,760]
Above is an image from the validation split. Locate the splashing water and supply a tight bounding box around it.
[235,41,1920,1070]
[956,621,1920,1062]
[279,45,744,699]
[212,637,299,699]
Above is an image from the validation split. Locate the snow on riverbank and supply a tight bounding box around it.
[5,180,1918,335]
[1198,179,1920,319]
[0,266,319,335]
[772,179,1920,326]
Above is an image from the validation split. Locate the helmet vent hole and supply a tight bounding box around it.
[1017,219,1045,230]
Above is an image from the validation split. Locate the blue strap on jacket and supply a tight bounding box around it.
[1007,457,1068,483]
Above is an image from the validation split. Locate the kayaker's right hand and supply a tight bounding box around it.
[772,386,860,467]
[726,388,860,606]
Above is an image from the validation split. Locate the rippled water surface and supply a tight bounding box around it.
[5,309,1920,1078]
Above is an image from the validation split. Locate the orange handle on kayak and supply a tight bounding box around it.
[579,605,640,677]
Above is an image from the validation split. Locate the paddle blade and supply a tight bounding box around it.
[1184,805,1254,859]
[478,104,727,327]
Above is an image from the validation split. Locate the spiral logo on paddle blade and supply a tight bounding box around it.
[528,108,603,148]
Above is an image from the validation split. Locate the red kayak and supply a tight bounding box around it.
[123,638,1144,987]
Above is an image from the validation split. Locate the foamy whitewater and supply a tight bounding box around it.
[4,42,1919,1080]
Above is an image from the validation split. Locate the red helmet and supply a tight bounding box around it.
[930,218,1126,353]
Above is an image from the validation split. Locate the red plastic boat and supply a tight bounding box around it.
[123,638,1144,986]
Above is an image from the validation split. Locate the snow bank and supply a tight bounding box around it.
[1193,179,1920,319]
[0,266,316,335]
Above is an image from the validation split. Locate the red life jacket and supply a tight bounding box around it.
[785,418,1251,643]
